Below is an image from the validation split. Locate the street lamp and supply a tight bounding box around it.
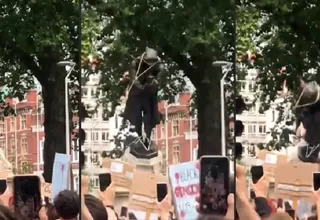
[164,103,193,165]
[57,60,76,189]
[212,61,233,157]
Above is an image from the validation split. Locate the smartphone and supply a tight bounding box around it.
[0,179,7,195]
[156,183,168,202]
[120,206,128,217]
[13,175,41,220]
[99,173,111,191]
[284,201,293,210]
[250,190,256,199]
[277,198,283,209]
[250,166,264,184]
[200,156,230,215]
[286,209,295,219]
[313,172,320,190]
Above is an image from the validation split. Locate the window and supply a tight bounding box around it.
[101,131,109,141]
[90,152,99,164]
[248,124,256,134]
[20,115,27,129]
[74,176,79,192]
[193,148,198,161]
[0,123,4,133]
[151,130,155,140]
[0,139,5,152]
[72,147,79,162]
[115,114,118,129]
[240,81,246,91]
[172,145,180,164]
[10,138,15,157]
[21,137,28,154]
[248,81,254,91]
[10,118,15,131]
[82,87,88,97]
[91,132,99,142]
[249,104,256,113]
[272,110,275,122]
[39,140,44,164]
[172,120,179,136]
[160,123,165,139]
[258,124,266,134]
[90,176,99,188]
[90,88,95,97]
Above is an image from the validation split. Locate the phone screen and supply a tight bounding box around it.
[313,172,320,190]
[250,190,256,199]
[13,175,41,220]
[250,166,264,184]
[99,173,111,191]
[156,183,167,202]
[286,209,295,219]
[200,156,230,215]
[120,206,128,217]
[277,199,283,208]
[0,179,7,195]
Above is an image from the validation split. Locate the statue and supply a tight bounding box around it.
[103,48,163,159]
[293,80,320,163]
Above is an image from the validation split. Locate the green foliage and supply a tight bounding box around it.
[85,0,235,117]
[238,0,320,150]
[0,0,80,182]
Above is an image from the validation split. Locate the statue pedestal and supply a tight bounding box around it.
[113,148,163,214]
[121,147,162,174]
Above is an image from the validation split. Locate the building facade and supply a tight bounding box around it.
[153,92,198,165]
[0,90,79,187]
[237,68,288,157]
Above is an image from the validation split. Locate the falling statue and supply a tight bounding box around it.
[291,80,320,163]
[103,48,164,159]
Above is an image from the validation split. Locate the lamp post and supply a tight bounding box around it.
[57,61,76,189]
[164,103,192,164]
[212,61,233,157]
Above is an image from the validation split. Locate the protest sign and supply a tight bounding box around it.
[128,171,159,220]
[257,150,287,180]
[168,161,199,220]
[101,158,135,188]
[41,182,52,198]
[274,162,318,200]
[51,153,70,199]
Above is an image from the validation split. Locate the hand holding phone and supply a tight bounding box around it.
[99,173,111,192]
[156,183,167,202]
[250,166,264,184]
[13,175,41,220]
[199,156,230,216]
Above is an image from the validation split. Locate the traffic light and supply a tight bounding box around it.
[234,96,246,160]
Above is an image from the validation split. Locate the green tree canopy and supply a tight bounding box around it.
[0,0,80,182]
[238,0,320,150]
[86,0,235,157]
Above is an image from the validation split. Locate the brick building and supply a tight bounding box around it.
[0,90,79,187]
[153,92,198,165]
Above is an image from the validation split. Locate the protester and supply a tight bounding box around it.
[53,190,80,220]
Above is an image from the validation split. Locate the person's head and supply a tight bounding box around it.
[53,190,79,220]
[0,204,17,220]
[84,194,108,220]
[46,203,59,220]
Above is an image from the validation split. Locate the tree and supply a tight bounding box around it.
[0,0,80,182]
[86,0,235,157]
[237,1,320,150]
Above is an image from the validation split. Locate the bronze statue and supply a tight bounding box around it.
[294,80,320,163]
